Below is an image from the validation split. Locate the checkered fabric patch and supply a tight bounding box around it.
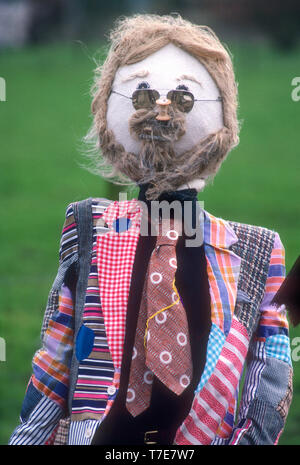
[265,334,292,365]
[53,417,71,445]
[229,222,277,339]
[96,200,142,369]
[195,323,226,393]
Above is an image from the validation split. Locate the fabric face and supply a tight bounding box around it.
[106,43,224,156]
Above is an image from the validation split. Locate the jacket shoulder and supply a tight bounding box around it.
[228,220,276,245]
[59,202,78,264]
[228,220,278,337]
[228,219,277,281]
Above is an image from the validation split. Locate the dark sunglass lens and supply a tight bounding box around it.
[167,90,194,112]
[132,89,159,110]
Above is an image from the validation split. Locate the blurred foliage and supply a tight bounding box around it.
[200,0,300,51]
[0,38,300,445]
[8,0,299,51]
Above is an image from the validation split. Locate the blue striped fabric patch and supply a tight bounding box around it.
[59,203,78,263]
[68,419,101,445]
[267,264,285,278]
[71,200,115,419]
[265,334,292,365]
[195,322,226,393]
[20,380,43,422]
[237,340,266,420]
[257,325,288,338]
[9,395,62,445]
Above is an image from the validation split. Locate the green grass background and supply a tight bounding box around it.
[0,40,299,444]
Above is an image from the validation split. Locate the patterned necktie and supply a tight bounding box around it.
[126,217,193,417]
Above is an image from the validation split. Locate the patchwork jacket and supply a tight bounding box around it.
[9,198,293,445]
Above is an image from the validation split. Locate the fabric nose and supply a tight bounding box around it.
[155,97,171,121]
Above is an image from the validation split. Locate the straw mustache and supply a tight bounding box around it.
[128,107,186,183]
[129,107,186,143]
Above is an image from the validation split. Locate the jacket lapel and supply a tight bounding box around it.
[203,210,241,336]
[96,199,142,369]
[175,211,245,445]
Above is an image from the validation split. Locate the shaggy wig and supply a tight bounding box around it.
[85,14,240,198]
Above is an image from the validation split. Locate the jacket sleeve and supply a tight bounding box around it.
[9,204,78,445]
[229,233,293,445]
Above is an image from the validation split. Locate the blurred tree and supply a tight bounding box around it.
[127,0,152,13]
[201,0,300,51]
[27,0,65,44]
[253,0,300,51]
[8,0,298,51]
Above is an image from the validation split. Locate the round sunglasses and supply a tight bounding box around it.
[111,88,222,113]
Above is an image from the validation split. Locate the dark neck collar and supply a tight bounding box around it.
[137,183,198,230]
[138,183,198,204]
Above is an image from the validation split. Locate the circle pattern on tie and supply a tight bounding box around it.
[132,346,137,360]
[177,332,188,346]
[166,230,179,240]
[180,375,190,388]
[126,388,135,403]
[155,311,167,324]
[150,272,163,284]
[169,257,177,269]
[172,291,178,303]
[160,351,172,364]
[143,370,154,385]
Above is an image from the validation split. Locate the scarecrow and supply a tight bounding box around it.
[10,15,293,446]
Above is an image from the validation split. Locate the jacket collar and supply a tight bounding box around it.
[202,209,241,335]
[203,209,239,250]
[100,198,239,251]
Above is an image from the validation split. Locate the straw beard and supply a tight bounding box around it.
[98,106,230,201]
[128,107,187,198]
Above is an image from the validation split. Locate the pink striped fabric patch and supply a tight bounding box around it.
[175,316,249,445]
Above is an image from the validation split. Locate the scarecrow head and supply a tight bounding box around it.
[86,14,239,199]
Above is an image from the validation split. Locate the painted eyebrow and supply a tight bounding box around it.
[176,74,203,86]
[121,69,149,83]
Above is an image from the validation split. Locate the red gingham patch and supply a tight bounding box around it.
[96,200,142,369]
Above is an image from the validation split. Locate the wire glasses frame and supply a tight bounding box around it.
[111,88,222,113]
